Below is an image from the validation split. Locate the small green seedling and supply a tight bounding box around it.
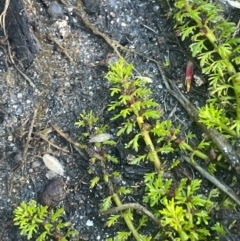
[75,58,226,240]
[13,200,79,241]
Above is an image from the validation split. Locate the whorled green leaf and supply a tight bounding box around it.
[106,215,121,227]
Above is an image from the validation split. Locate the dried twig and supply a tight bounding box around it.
[59,0,123,57]
[8,108,38,196]
[0,152,14,162]
[11,61,36,88]
[51,124,88,160]
[7,43,36,89]
[46,33,75,64]
[74,174,86,193]
[22,108,38,168]
[38,127,69,153]
[59,0,145,76]
[0,0,10,36]
[100,202,160,225]
[184,156,240,206]
[51,125,81,147]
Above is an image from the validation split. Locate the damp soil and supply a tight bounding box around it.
[0,0,240,240]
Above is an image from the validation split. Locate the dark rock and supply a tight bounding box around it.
[4,0,40,68]
[0,111,5,124]
[38,178,66,207]
[82,0,100,13]
[47,1,64,18]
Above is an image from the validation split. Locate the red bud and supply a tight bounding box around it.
[185,61,193,92]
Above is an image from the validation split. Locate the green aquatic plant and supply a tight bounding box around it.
[144,173,225,240]
[106,58,164,173]
[75,58,226,240]
[13,200,79,241]
[174,0,240,135]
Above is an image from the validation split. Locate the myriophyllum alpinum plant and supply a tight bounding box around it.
[174,0,240,136]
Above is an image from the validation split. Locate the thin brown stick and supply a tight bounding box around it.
[184,156,240,206]
[22,108,38,167]
[8,108,38,196]
[59,0,144,76]
[51,124,81,147]
[5,36,36,88]
[51,124,88,160]
[59,0,122,57]
[0,152,14,162]
[11,110,35,170]
[38,131,69,153]
[74,174,86,193]
[46,33,75,64]
[0,0,10,36]
[100,202,160,225]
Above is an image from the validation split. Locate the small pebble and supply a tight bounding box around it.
[46,170,58,179]
[17,93,22,99]
[32,160,41,168]
[48,1,64,18]
[14,153,23,162]
[16,108,22,116]
[38,178,66,207]
[153,5,160,11]
[86,220,94,226]
[109,12,116,17]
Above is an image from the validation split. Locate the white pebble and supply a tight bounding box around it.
[86,220,94,226]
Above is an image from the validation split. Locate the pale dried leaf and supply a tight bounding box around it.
[227,0,240,8]
[89,133,112,143]
[136,76,153,83]
[42,154,64,176]
[46,170,58,179]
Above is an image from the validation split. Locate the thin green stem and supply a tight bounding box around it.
[180,141,208,160]
[108,183,142,241]
[231,73,240,120]
[221,125,237,137]
[136,115,163,174]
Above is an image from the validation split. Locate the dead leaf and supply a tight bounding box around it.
[89,133,112,143]
[42,154,64,176]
